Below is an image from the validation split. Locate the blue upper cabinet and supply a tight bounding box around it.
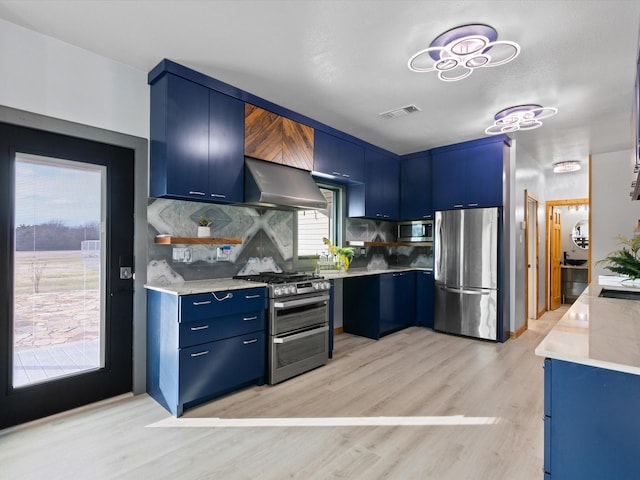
[149,72,244,204]
[432,137,507,211]
[313,130,365,183]
[400,152,432,220]
[347,149,399,220]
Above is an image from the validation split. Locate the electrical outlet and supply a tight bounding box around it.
[172,247,192,263]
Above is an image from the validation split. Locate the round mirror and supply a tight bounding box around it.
[571,219,589,249]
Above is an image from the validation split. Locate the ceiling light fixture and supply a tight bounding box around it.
[485,104,558,135]
[553,161,581,173]
[408,24,520,82]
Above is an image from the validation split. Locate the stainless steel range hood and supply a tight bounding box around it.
[244,157,328,210]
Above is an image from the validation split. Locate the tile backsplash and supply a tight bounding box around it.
[147,198,433,284]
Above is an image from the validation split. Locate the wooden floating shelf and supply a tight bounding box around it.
[154,236,242,245]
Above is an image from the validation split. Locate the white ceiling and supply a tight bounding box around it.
[0,0,639,167]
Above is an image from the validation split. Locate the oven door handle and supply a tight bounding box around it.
[273,295,330,310]
[273,325,329,344]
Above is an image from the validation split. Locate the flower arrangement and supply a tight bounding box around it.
[323,237,355,271]
[596,234,640,280]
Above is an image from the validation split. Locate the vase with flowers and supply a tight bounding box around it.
[322,237,355,272]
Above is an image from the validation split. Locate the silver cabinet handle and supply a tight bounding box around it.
[243,316,258,321]
[190,350,209,357]
[331,171,341,176]
[342,173,350,178]
[453,204,464,208]
[210,193,226,198]
[274,295,330,309]
[190,325,209,331]
[245,294,261,299]
[188,191,206,196]
[243,338,258,345]
[212,292,233,301]
[273,326,328,344]
[192,300,212,306]
[468,203,479,207]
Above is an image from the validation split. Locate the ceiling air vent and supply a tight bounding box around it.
[379,104,421,119]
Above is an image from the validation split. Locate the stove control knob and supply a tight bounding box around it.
[313,282,320,290]
[274,287,282,296]
[323,281,330,290]
[290,285,297,294]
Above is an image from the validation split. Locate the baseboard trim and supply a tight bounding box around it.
[509,323,528,339]
[537,307,547,319]
[334,327,344,335]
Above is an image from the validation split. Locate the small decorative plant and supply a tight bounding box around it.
[197,216,212,227]
[596,235,640,280]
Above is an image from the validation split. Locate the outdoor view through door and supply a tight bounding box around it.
[13,153,106,387]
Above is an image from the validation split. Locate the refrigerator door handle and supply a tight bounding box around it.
[440,286,491,296]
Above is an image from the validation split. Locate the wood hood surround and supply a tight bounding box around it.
[244,104,314,171]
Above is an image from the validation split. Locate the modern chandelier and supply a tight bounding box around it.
[408,24,520,82]
[485,104,558,135]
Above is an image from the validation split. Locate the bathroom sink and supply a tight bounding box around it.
[599,288,640,301]
[564,259,587,266]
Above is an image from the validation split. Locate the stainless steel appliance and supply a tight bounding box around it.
[398,220,434,243]
[234,272,331,384]
[434,207,499,341]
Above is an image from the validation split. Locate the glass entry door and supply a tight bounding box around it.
[13,154,106,387]
[0,122,134,429]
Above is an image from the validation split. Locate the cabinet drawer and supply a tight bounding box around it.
[179,331,265,405]
[179,311,265,347]
[179,288,267,322]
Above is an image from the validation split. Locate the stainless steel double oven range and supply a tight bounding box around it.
[234,272,331,384]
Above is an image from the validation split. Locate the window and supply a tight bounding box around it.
[297,185,340,257]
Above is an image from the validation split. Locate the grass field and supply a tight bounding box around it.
[14,250,100,295]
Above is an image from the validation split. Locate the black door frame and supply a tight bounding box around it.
[0,108,147,429]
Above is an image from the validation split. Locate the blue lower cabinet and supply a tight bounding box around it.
[416,270,434,328]
[343,272,415,339]
[543,358,640,479]
[179,331,265,407]
[147,288,267,416]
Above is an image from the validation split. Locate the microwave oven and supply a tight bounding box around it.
[398,220,433,242]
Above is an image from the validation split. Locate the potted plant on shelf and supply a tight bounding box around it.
[196,216,213,238]
[597,234,640,283]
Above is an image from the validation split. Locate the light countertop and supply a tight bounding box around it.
[534,277,640,376]
[145,267,433,295]
[145,278,267,295]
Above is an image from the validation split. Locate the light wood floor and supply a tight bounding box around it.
[0,308,567,480]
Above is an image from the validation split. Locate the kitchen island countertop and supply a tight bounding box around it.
[535,278,640,375]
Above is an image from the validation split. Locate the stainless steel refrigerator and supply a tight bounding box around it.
[434,207,499,341]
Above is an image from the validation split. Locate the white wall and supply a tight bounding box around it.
[591,150,640,279]
[0,18,149,139]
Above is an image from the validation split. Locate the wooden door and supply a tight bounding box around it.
[550,206,562,310]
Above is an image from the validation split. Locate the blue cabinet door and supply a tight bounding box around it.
[380,272,415,335]
[400,153,433,220]
[151,73,210,200]
[313,130,365,183]
[545,358,640,479]
[416,270,434,328]
[432,137,505,210]
[432,148,466,210]
[149,73,245,204]
[343,275,381,339]
[348,149,399,220]
[463,141,503,208]
[208,90,245,203]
